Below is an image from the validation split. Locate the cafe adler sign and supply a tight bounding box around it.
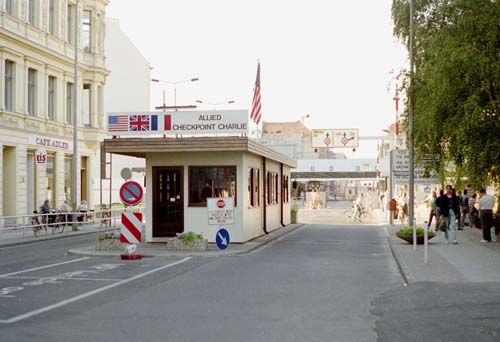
[106,110,249,136]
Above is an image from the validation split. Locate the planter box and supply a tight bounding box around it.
[291,211,298,224]
[95,238,126,250]
[396,234,436,244]
[166,238,208,251]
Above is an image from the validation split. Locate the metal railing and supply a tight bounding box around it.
[0,207,144,239]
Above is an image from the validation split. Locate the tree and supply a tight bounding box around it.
[392,0,500,188]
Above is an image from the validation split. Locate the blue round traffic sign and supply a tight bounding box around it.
[216,228,230,250]
[119,181,144,206]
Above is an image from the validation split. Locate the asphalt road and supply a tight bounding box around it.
[1,224,499,341]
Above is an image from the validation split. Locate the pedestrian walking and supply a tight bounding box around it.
[437,185,460,244]
[427,191,437,232]
[469,193,479,228]
[479,189,494,243]
[456,190,463,230]
[460,189,470,228]
[435,189,444,233]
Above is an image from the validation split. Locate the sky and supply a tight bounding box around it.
[107,0,408,158]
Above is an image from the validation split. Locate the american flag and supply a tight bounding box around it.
[108,115,128,132]
[250,62,262,125]
[129,115,150,131]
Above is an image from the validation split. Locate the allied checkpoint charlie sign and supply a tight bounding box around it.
[107,110,248,136]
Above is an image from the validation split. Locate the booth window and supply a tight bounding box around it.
[248,168,260,208]
[189,166,237,207]
[283,175,289,203]
[254,169,260,207]
[275,173,279,204]
[248,168,254,207]
[267,172,277,205]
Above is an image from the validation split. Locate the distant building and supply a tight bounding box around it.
[96,17,150,205]
[259,121,334,159]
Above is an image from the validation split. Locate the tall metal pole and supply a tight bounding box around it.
[408,0,415,228]
[72,0,79,228]
[389,150,394,225]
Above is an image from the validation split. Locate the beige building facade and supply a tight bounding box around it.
[0,0,108,217]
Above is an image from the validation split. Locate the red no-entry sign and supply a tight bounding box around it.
[119,181,144,206]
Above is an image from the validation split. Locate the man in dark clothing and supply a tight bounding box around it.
[437,185,460,244]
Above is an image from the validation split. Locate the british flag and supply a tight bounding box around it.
[129,115,150,131]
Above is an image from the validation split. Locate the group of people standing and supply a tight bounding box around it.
[427,186,497,244]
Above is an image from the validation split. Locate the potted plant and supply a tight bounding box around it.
[396,226,436,244]
[291,204,298,224]
[166,232,208,251]
[95,231,125,250]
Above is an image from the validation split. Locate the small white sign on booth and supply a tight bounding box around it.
[208,198,234,225]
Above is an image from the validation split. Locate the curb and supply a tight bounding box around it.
[67,224,306,258]
[0,227,119,248]
[383,227,410,286]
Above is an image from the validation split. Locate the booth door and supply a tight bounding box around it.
[153,167,184,237]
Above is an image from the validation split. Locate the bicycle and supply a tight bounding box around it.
[31,210,66,236]
[31,211,47,237]
[344,206,372,223]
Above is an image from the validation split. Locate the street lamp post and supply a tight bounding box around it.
[409,0,416,247]
[151,78,199,107]
[72,0,79,229]
[195,100,235,110]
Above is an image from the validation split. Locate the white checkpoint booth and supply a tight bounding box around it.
[102,136,297,243]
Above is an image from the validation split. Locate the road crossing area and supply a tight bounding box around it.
[0,256,191,324]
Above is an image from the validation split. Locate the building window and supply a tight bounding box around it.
[28,0,38,25]
[48,76,56,120]
[83,10,92,52]
[46,154,55,203]
[27,68,37,116]
[49,0,55,35]
[83,83,91,126]
[66,82,74,124]
[6,0,14,16]
[4,60,15,112]
[64,157,73,201]
[310,165,315,172]
[67,4,75,44]
[188,166,237,207]
[329,166,334,172]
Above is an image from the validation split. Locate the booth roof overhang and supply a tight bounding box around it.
[102,136,297,168]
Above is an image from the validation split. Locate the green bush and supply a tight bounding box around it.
[397,226,435,238]
[97,232,117,241]
[178,232,204,244]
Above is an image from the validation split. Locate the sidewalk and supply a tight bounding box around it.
[68,223,305,258]
[386,225,500,284]
[0,222,118,247]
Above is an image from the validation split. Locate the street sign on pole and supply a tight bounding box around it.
[119,181,144,206]
[215,228,230,250]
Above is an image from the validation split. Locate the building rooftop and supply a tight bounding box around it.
[102,136,297,168]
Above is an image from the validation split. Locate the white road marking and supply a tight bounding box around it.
[2,276,123,282]
[0,257,192,324]
[0,257,89,278]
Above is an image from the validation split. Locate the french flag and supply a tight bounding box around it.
[164,115,171,131]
